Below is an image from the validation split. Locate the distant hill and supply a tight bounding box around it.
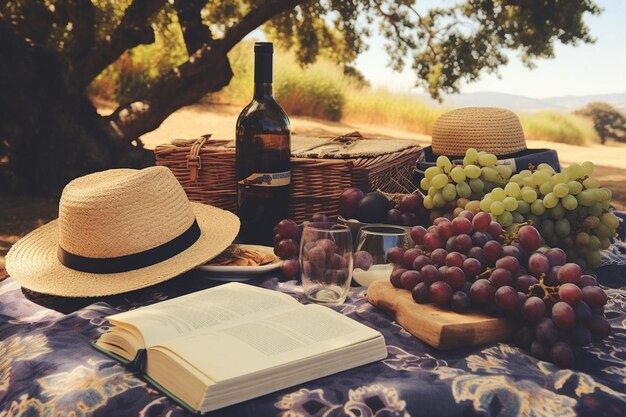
[418,91,626,113]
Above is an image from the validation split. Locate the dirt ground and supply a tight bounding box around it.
[2,103,625,271]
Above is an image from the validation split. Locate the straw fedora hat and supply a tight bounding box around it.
[6,166,240,297]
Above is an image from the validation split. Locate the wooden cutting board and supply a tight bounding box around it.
[367,280,513,350]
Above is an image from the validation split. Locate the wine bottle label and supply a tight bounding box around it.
[239,171,291,187]
[497,158,517,172]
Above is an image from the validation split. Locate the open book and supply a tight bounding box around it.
[94,282,387,413]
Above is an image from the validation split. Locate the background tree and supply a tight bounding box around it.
[575,102,626,145]
[0,0,600,195]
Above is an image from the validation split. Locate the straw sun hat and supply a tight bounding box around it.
[6,166,240,297]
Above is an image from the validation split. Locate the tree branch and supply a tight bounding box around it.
[69,0,166,91]
[63,0,96,62]
[174,0,213,55]
[107,0,314,141]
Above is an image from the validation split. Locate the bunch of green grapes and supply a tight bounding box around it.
[477,161,619,269]
[420,149,512,209]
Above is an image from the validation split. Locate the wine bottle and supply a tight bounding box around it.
[236,42,291,245]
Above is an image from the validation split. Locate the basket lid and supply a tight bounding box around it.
[431,107,526,156]
[292,132,419,158]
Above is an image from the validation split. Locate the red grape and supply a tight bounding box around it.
[445,236,457,252]
[557,263,582,285]
[515,275,538,293]
[582,286,608,308]
[579,275,598,288]
[430,248,448,267]
[327,253,342,269]
[412,254,431,271]
[472,211,491,232]
[470,279,495,304]
[487,221,503,240]
[423,232,443,251]
[471,232,489,248]
[387,208,403,225]
[522,296,546,322]
[354,251,373,270]
[502,245,521,259]
[387,247,405,264]
[528,253,550,278]
[451,291,471,313]
[558,283,583,305]
[544,247,566,267]
[552,301,576,331]
[454,234,473,253]
[412,282,429,303]
[483,240,504,264]
[518,225,542,252]
[276,219,300,240]
[574,301,592,323]
[399,193,423,213]
[429,281,453,306]
[444,266,466,289]
[390,268,407,288]
[310,213,329,222]
[452,217,473,235]
[401,212,417,226]
[545,266,561,286]
[496,256,520,274]
[445,251,464,268]
[281,259,300,277]
[535,318,559,345]
[495,286,518,310]
[587,316,611,338]
[420,265,439,285]
[462,258,482,279]
[339,187,364,219]
[433,217,450,225]
[410,226,428,245]
[437,221,455,240]
[531,340,550,361]
[403,248,423,268]
[489,268,513,288]
[467,247,486,267]
[551,342,574,369]
[458,210,474,221]
[400,270,421,290]
[307,245,327,267]
[275,239,299,259]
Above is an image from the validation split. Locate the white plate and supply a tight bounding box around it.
[196,245,281,280]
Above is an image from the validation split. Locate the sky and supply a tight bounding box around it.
[354,0,626,98]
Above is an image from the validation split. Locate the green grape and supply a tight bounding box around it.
[537,163,556,173]
[576,232,590,247]
[588,203,603,216]
[588,235,601,250]
[555,218,571,237]
[599,237,611,250]
[423,195,434,209]
[583,215,600,229]
[436,156,452,173]
[539,181,554,196]
[503,196,518,211]
[583,177,600,189]
[531,200,546,216]
[549,203,565,220]
[586,251,602,268]
[425,166,441,180]
[465,148,479,164]
[591,188,609,202]
[567,180,583,195]
[464,164,481,179]
[479,197,493,212]
[511,211,525,224]
[532,170,551,186]
[469,178,485,193]
[481,167,500,182]
[540,219,555,237]
[577,190,594,207]
[594,223,614,239]
[581,161,595,176]
[465,200,481,213]
[431,173,449,189]
[543,192,559,209]
[491,187,506,201]
[504,182,521,198]
[428,186,437,197]
[450,166,466,183]
[495,164,512,180]
[456,182,472,199]
[561,195,578,211]
[601,212,620,229]
[564,163,584,179]
[498,211,513,227]
[420,177,431,190]
[553,183,569,198]
[551,173,569,185]
[522,176,535,188]
[478,153,498,167]
[526,214,541,227]
[509,174,522,184]
[519,170,532,178]
[442,184,457,201]
[521,187,538,203]
[490,201,505,216]
[600,187,613,201]
[482,180,496,193]
[433,191,447,208]
[517,200,530,214]
[602,200,611,209]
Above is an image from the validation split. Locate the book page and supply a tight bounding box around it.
[157,303,382,382]
[106,282,300,347]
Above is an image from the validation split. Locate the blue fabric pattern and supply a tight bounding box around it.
[1,245,625,416]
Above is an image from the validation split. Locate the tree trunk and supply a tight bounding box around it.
[0,20,155,195]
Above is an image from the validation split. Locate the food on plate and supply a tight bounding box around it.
[207,245,278,267]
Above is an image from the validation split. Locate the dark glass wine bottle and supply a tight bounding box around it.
[236,42,291,245]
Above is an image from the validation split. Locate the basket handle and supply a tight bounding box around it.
[171,134,229,182]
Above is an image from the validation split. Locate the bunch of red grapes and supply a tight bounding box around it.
[273,214,330,277]
[388,210,611,368]
[339,187,431,226]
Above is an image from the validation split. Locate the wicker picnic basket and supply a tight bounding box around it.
[155,133,422,223]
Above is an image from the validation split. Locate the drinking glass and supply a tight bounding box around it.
[300,222,353,305]
[353,225,412,287]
